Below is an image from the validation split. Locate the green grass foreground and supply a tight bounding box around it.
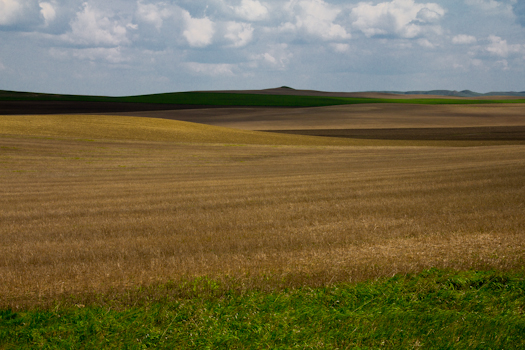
[1,269,524,349]
[2,89,525,106]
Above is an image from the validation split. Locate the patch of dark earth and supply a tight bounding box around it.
[266,126,525,141]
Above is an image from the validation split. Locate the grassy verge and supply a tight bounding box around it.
[2,90,525,107]
[1,269,524,349]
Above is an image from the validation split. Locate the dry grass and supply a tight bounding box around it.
[1,129,524,308]
[0,114,374,147]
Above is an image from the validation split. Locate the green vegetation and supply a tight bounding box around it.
[1,269,524,349]
[1,89,525,107]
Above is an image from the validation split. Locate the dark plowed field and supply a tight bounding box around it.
[268,126,525,141]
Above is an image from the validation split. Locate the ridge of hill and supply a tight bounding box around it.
[2,87,525,101]
[376,89,525,98]
[1,88,524,115]
[0,114,368,146]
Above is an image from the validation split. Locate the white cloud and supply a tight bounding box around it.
[183,11,215,47]
[0,60,5,70]
[485,35,523,57]
[452,34,477,44]
[286,0,350,40]
[72,47,127,63]
[351,0,445,38]
[232,0,268,21]
[465,0,515,16]
[225,21,254,47]
[135,1,172,30]
[465,0,502,11]
[417,38,434,48]
[39,2,56,26]
[0,0,24,25]
[263,52,277,64]
[63,3,129,46]
[331,43,350,52]
[494,59,509,70]
[251,44,293,69]
[185,62,235,76]
[50,47,128,64]
[452,57,484,70]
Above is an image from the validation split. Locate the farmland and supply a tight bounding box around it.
[1,91,525,348]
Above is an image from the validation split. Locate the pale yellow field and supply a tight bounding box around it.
[1,114,524,308]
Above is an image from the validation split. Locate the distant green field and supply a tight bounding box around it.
[1,89,525,107]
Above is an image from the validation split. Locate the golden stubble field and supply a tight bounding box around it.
[1,112,525,308]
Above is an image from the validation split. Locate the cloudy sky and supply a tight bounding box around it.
[1,0,524,95]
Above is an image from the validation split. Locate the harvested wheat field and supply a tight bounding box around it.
[1,113,524,309]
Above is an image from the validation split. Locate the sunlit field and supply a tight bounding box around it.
[1,115,524,310]
[1,108,524,348]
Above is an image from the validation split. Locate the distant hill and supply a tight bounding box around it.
[377,90,525,97]
[1,88,525,115]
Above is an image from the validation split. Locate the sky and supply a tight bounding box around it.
[1,0,524,96]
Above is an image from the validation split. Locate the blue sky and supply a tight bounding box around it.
[1,0,524,95]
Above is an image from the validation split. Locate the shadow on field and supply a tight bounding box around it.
[0,101,240,115]
[267,126,525,141]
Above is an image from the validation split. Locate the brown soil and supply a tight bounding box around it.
[267,126,525,141]
[2,136,524,308]
[119,103,525,131]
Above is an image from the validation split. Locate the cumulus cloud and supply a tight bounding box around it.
[417,38,434,48]
[285,0,350,40]
[250,43,293,69]
[465,0,516,17]
[62,3,129,47]
[331,43,350,52]
[351,0,445,38]
[0,0,25,26]
[39,2,56,26]
[182,11,215,47]
[485,35,523,57]
[232,0,268,21]
[135,1,172,30]
[225,21,253,47]
[452,34,477,44]
[452,57,484,70]
[465,0,502,11]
